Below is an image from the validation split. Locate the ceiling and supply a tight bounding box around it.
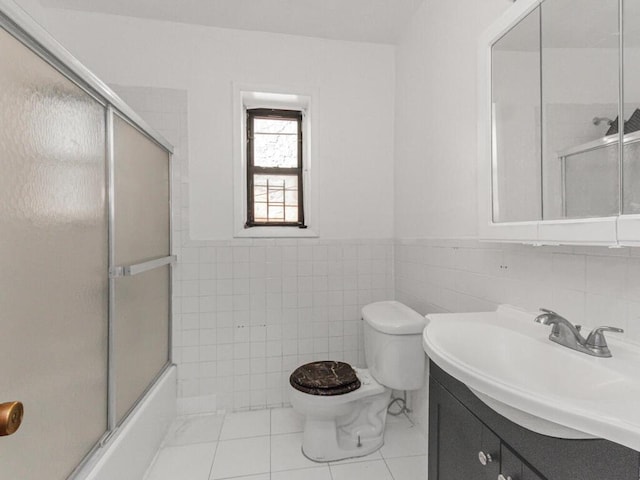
[37,0,424,44]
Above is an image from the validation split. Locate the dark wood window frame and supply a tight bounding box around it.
[245,108,306,228]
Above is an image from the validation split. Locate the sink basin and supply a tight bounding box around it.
[423,305,640,451]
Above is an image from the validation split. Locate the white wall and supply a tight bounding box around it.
[36,8,395,241]
[12,0,48,26]
[395,0,640,432]
[394,0,511,239]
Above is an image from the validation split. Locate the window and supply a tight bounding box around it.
[233,86,317,238]
[245,108,306,228]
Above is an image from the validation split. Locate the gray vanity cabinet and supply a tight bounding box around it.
[429,361,639,480]
[500,444,543,480]
[429,377,542,480]
[430,377,500,479]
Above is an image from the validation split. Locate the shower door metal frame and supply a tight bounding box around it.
[0,1,176,477]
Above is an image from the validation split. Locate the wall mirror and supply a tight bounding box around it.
[479,0,640,245]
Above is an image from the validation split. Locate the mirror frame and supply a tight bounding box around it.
[477,0,640,246]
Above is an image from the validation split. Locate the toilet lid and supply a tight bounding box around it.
[289,361,361,396]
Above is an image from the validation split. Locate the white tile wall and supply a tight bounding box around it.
[395,237,640,429]
[111,85,394,413]
[174,239,393,412]
[395,238,640,337]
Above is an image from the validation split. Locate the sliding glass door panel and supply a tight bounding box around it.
[112,114,171,424]
[0,26,108,479]
[114,266,170,423]
[113,114,170,266]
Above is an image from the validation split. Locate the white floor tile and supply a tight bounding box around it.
[166,414,224,446]
[145,442,217,480]
[210,436,270,479]
[379,421,427,459]
[386,455,428,480]
[146,408,426,480]
[330,460,393,480]
[328,449,383,465]
[385,414,409,426]
[271,466,332,480]
[223,475,270,480]
[271,407,304,435]
[271,433,319,472]
[219,410,271,440]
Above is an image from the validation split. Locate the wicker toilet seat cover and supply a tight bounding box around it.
[290,361,361,396]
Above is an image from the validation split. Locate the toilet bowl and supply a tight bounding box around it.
[288,301,426,462]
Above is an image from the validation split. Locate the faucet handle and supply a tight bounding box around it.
[586,326,624,347]
[535,308,570,326]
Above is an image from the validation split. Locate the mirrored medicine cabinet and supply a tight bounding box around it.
[478,0,640,246]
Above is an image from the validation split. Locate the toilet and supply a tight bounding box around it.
[288,300,427,462]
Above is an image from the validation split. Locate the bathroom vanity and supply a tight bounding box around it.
[429,362,640,480]
[422,304,640,480]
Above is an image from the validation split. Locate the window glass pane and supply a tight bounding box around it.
[253,174,298,223]
[285,207,298,222]
[253,118,298,168]
[254,118,297,134]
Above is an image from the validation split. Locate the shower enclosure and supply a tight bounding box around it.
[0,3,174,479]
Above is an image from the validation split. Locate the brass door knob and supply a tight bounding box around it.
[0,401,23,436]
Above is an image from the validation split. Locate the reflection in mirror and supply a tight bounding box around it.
[491,7,541,223]
[624,1,640,214]
[541,0,620,219]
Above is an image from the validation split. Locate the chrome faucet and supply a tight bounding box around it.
[534,308,623,358]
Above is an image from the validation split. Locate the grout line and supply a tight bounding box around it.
[146,409,424,480]
[206,411,225,480]
[269,409,272,479]
[207,441,220,480]
[380,456,396,480]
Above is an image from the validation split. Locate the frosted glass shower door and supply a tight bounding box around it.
[0,27,108,479]
[112,114,171,424]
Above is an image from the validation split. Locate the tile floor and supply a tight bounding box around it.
[144,408,427,480]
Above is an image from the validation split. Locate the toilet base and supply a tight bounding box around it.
[299,388,392,462]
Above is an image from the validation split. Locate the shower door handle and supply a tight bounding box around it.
[0,401,23,436]
[109,255,176,278]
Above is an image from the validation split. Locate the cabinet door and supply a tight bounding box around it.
[501,444,546,480]
[429,377,500,480]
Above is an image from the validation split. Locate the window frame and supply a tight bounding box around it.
[245,108,306,228]
[232,85,318,239]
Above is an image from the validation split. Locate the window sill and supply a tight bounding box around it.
[234,226,319,238]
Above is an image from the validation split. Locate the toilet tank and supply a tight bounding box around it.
[362,301,427,391]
